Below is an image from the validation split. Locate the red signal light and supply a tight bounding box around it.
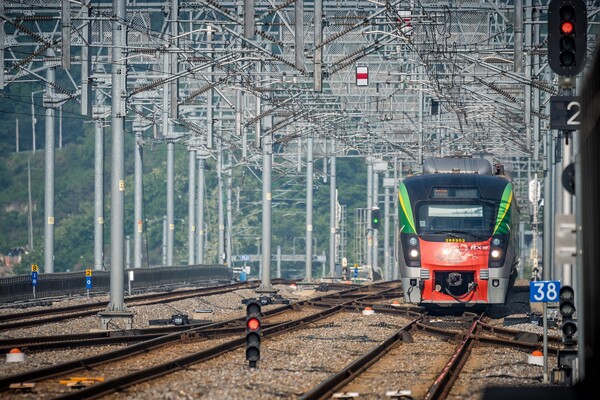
[245,299,262,368]
[547,0,588,76]
[247,317,260,331]
[561,21,574,34]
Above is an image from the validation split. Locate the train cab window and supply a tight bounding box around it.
[416,202,495,239]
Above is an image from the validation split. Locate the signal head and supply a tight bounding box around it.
[247,317,260,331]
[247,301,261,316]
[562,320,577,337]
[246,332,261,362]
[559,286,576,318]
[560,5,575,20]
[547,0,587,75]
[560,301,575,318]
[245,299,262,367]
[559,285,575,302]
[371,207,381,229]
[560,20,574,35]
[559,285,577,345]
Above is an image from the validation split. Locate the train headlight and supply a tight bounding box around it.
[409,249,420,259]
[403,234,421,266]
[488,234,508,268]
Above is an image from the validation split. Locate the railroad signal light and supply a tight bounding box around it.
[547,0,587,76]
[371,207,381,230]
[245,299,262,368]
[559,285,577,346]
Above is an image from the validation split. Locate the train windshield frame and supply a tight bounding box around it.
[415,200,497,240]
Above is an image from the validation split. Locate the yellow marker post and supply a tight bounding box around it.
[31,264,38,298]
[85,269,93,297]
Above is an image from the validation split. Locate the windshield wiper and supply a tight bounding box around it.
[428,230,462,238]
[447,230,490,240]
[427,230,490,241]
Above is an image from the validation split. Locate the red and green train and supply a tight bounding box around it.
[397,157,520,307]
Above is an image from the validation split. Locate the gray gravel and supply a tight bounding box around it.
[0,281,568,399]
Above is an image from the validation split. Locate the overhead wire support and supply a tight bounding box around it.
[328,37,395,75]
[475,77,517,103]
[265,109,312,136]
[61,0,70,69]
[128,52,238,97]
[221,25,307,74]
[245,93,300,127]
[258,0,297,19]
[0,0,555,288]
[458,53,559,95]
[315,0,405,50]
[187,0,240,24]
[254,29,286,48]
[6,43,51,74]
[7,62,81,103]
[0,13,52,46]
[179,76,229,106]
[177,118,207,136]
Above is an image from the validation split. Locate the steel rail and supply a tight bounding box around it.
[0,323,292,352]
[46,283,402,400]
[477,321,566,348]
[298,316,425,400]
[470,333,561,355]
[0,283,398,393]
[423,314,483,400]
[0,281,260,330]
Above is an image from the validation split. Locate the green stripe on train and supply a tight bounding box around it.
[398,182,416,234]
[493,182,513,235]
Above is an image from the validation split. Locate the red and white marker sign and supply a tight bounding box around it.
[356,66,368,86]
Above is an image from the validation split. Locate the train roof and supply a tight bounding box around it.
[402,172,510,187]
[422,156,493,175]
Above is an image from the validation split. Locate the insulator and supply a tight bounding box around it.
[477,78,517,102]
[205,0,234,17]
[260,0,296,18]
[254,30,284,48]
[180,78,226,105]
[130,77,168,96]
[530,79,559,95]
[18,15,55,22]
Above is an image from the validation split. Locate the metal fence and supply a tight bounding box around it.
[0,264,232,303]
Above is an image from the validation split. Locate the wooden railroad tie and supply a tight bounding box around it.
[59,377,105,389]
[9,383,35,392]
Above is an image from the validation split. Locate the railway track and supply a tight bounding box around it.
[0,281,263,331]
[0,280,564,399]
[0,282,407,399]
[300,312,563,400]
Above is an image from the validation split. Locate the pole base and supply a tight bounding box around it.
[97,310,134,331]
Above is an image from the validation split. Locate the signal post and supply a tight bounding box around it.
[547,0,586,386]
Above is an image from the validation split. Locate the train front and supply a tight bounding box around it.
[397,175,517,307]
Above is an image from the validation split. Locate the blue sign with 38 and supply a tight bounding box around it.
[530,280,561,302]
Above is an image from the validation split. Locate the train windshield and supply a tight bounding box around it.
[415,201,496,240]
